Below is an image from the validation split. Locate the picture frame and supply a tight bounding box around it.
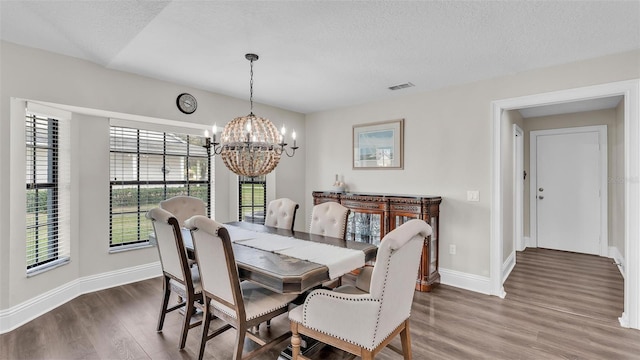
[353,119,404,169]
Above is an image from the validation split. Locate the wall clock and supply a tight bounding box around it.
[176,93,197,114]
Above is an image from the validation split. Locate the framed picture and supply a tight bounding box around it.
[353,119,404,169]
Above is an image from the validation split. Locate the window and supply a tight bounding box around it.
[238,175,266,224]
[109,126,210,249]
[26,113,70,272]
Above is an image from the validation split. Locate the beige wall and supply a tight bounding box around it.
[305,49,640,278]
[522,108,623,254]
[1,40,639,313]
[0,41,306,309]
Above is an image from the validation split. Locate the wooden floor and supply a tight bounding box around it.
[2,248,640,359]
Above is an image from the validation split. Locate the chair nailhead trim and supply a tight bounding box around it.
[213,302,289,321]
[302,292,380,351]
[370,254,392,349]
[301,250,402,351]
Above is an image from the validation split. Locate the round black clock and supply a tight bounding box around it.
[176,93,197,114]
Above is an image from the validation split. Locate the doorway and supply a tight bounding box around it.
[490,79,640,329]
[513,124,524,252]
[530,126,607,255]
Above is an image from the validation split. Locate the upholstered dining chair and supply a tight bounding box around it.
[146,207,203,350]
[184,215,298,360]
[309,201,351,288]
[309,201,350,239]
[289,219,432,360]
[159,195,207,227]
[265,198,300,231]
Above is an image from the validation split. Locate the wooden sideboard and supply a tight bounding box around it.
[312,191,442,292]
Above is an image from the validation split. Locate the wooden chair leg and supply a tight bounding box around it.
[179,297,195,349]
[362,350,374,360]
[197,305,211,360]
[255,318,271,332]
[157,277,171,332]
[233,324,247,360]
[291,323,301,360]
[400,319,412,360]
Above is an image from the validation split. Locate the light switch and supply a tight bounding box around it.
[467,190,480,202]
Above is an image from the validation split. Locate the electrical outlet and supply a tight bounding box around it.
[467,190,480,202]
[449,244,456,255]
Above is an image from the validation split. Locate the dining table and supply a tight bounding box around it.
[151,220,377,359]
[175,221,378,295]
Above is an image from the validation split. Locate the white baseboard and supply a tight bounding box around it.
[619,311,630,328]
[440,267,491,295]
[502,252,516,283]
[609,246,625,278]
[523,236,533,248]
[0,261,161,334]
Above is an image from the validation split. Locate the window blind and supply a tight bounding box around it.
[25,113,70,273]
[110,126,211,249]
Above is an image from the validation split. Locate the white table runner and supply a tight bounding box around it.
[278,242,364,280]
[226,225,365,280]
[226,226,265,242]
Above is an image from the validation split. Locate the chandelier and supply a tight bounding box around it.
[206,53,298,177]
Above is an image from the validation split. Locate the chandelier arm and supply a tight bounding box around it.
[280,146,297,158]
[212,145,224,155]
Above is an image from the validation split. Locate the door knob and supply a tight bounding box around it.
[538,187,544,192]
[538,195,544,200]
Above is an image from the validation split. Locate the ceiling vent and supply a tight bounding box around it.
[388,82,415,91]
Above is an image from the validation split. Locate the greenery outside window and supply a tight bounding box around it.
[110,126,210,249]
[238,175,266,224]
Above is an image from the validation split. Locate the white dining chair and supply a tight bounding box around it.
[159,195,207,227]
[289,219,432,360]
[309,201,350,239]
[309,201,351,288]
[264,198,299,231]
[185,215,298,360]
[146,207,203,350]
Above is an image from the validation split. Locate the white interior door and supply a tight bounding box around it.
[533,126,606,255]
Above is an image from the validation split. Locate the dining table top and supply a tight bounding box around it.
[180,221,378,294]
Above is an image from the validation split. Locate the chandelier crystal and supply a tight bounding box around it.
[207,54,298,177]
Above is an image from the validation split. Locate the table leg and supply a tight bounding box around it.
[278,336,320,360]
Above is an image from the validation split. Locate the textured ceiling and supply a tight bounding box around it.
[1,1,639,114]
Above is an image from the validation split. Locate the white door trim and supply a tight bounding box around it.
[490,79,640,330]
[529,125,608,256]
[513,124,524,252]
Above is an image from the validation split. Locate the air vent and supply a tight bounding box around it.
[388,82,414,91]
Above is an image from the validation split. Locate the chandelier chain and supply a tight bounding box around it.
[249,58,254,114]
